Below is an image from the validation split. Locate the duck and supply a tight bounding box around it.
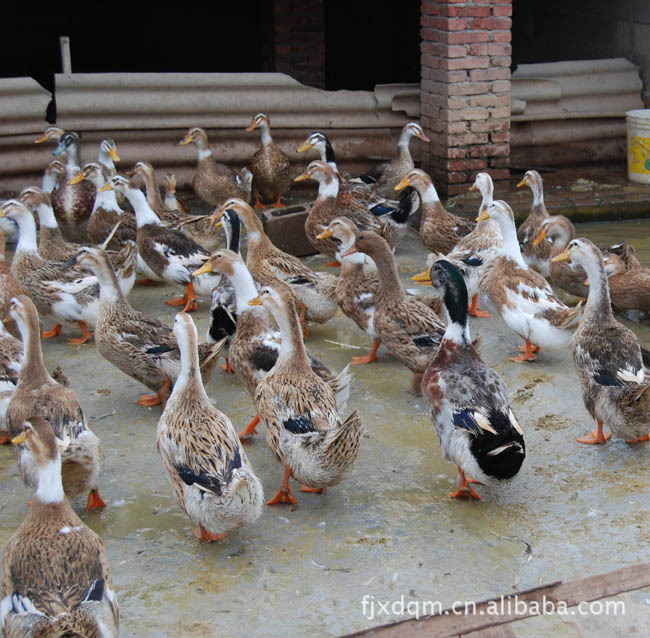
[157,312,263,541]
[180,127,251,207]
[394,168,475,254]
[163,173,190,214]
[355,122,431,197]
[516,170,552,276]
[6,295,105,509]
[96,138,120,176]
[604,255,650,315]
[50,132,96,241]
[316,218,382,364]
[531,215,588,298]
[41,158,66,196]
[438,172,503,318]
[131,160,224,253]
[69,161,138,250]
[193,249,350,439]
[1,415,118,636]
[419,259,526,499]
[250,284,363,505]
[0,320,23,444]
[72,246,222,407]
[34,126,65,145]
[104,175,219,312]
[295,160,398,259]
[552,238,650,444]
[347,230,446,387]
[211,197,338,326]
[0,200,102,345]
[0,224,30,338]
[478,200,582,362]
[246,113,291,208]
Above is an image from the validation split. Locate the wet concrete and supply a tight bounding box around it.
[1,218,650,637]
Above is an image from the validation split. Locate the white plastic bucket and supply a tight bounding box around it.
[626,109,650,184]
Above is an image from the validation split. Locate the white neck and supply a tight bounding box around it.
[274,308,298,364]
[318,177,339,200]
[14,213,39,254]
[92,188,121,214]
[478,185,493,215]
[98,150,115,174]
[42,174,58,195]
[125,188,161,227]
[172,331,208,403]
[495,215,527,267]
[36,203,58,229]
[531,183,544,207]
[421,183,440,205]
[581,254,611,316]
[35,456,65,504]
[229,262,260,314]
[443,320,470,346]
[259,122,272,147]
[398,128,413,150]
[65,146,81,172]
[198,147,212,161]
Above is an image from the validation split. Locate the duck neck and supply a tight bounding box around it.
[41,173,59,195]
[92,187,121,214]
[582,254,613,319]
[14,212,40,255]
[126,188,162,227]
[17,311,53,387]
[420,182,440,205]
[141,171,164,210]
[94,258,126,305]
[34,455,65,505]
[367,244,406,302]
[229,261,261,314]
[64,143,81,173]
[98,150,116,175]
[317,176,339,201]
[238,208,267,253]
[530,181,545,208]
[273,304,311,369]
[259,121,273,147]
[497,216,528,268]
[173,330,209,403]
[196,137,213,161]
[35,202,58,229]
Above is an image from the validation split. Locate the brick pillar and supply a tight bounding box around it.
[420,0,512,195]
[274,0,325,89]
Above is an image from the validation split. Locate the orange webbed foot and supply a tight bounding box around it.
[238,414,260,440]
[625,434,649,444]
[518,344,541,353]
[42,323,62,339]
[85,489,106,511]
[577,429,612,444]
[68,322,93,345]
[193,526,227,542]
[468,295,491,318]
[266,486,298,505]
[509,352,536,363]
[221,358,235,374]
[448,485,482,500]
[136,278,161,286]
[300,485,327,494]
[165,295,188,307]
[135,393,163,407]
[351,339,380,365]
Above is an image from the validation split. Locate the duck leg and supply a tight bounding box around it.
[468,294,491,318]
[166,282,199,312]
[253,192,266,209]
[68,322,93,345]
[266,466,297,505]
[300,485,327,494]
[42,323,62,339]
[221,357,235,373]
[136,278,161,286]
[238,414,260,440]
[448,467,481,500]
[193,526,227,542]
[85,488,106,511]
[509,338,539,363]
[351,339,381,365]
[135,377,172,408]
[577,419,612,445]
[626,434,649,444]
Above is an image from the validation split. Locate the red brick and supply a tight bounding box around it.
[490,56,512,68]
[422,53,441,69]
[425,16,468,31]
[470,119,509,133]
[487,42,512,56]
[469,69,489,81]
[470,94,509,108]
[421,68,468,84]
[447,171,472,184]
[422,42,467,58]
[421,0,441,15]
[446,182,473,195]
[444,56,489,70]
[490,106,511,119]
[489,157,510,169]
[487,168,511,180]
[469,44,488,56]
[471,17,512,30]
[439,4,491,17]
[448,81,490,95]
[442,30,490,44]
[447,158,488,172]
[492,4,513,16]
[420,27,439,41]
[457,132,489,145]
[493,31,512,42]
[488,67,511,80]
[491,131,511,143]
[446,147,469,159]
[491,80,511,93]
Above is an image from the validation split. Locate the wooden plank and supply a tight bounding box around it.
[343,563,650,638]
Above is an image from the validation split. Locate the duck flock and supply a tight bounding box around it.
[0,115,648,635]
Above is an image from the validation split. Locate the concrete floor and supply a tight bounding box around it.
[1,218,650,637]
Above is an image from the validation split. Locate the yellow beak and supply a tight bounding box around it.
[179,134,193,146]
[248,295,262,306]
[69,172,85,185]
[192,262,214,277]
[394,176,411,192]
[516,177,527,188]
[297,141,313,153]
[34,133,49,144]
[99,183,113,192]
[551,249,571,263]
[294,171,312,183]
[411,269,432,285]
[584,278,590,286]
[476,211,489,222]
[417,132,431,143]
[532,229,546,247]
[316,228,333,240]
[11,432,25,445]
[109,147,120,162]
[245,121,258,132]
[469,184,478,192]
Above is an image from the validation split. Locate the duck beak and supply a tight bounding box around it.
[469,183,478,192]
[584,278,590,286]
[297,141,313,153]
[52,141,66,156]
[412,269,432,285]
[34,132,49,144]
[476,211,489,222]
[532,229,546,247]
[551,249,571,263]
[108,147,120,162]
[192,262,213,277]
[179,134,193,146]
[417,132,431,143]
[394,176,411,192]
[69,172,85,185]
[11,432,25,445]
[208,208,225,226]
[61,256,78,268]
[245,119,258,132]
[294,171,312,183]
[516,177,527,188]
[316,228,333,240]
[248,295,262,306]
[99,183,113,192]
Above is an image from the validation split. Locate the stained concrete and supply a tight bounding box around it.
[0,214,649,637]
